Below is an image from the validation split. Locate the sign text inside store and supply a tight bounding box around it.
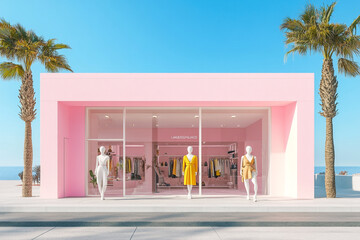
[171,136,198,140]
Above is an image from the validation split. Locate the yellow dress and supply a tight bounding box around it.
[183,155,198,185]
[241,155,256,182]
[172,158,177,176]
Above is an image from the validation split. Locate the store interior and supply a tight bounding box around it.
[86,108,269,197]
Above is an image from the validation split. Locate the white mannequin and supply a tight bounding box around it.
[95,146,110,200]
[182,146,197,199]
[240,146,258,202]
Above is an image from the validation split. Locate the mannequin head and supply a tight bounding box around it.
[187,146,193,154]
[99,146,106,155]
[245,146,252,155]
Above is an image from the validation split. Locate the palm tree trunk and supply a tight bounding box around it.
[325,117,336,198]
[22,121,33,197]
[19,70,36,197]
[319,59,338,198]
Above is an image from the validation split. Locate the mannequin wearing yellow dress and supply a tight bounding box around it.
[240,146,258,202]
[182,146,198,199]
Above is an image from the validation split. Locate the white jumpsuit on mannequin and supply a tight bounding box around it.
[95,146,109,200]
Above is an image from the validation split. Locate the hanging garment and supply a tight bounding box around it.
[214,159,221,177]
[221,159,225,176]
[176,158,181,177]
[172,158,177,176]
[138,159,145,178]
[210,160,215,177]
[168,159,173,177]
[241,155,256,182]
[119,157,123,170]
[131,158,135,174]
[126,158,132,173]
[208,161,211,178]
[134,158,139,176]
[183,155,198,185]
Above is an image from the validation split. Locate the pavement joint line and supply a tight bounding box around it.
[31,226,56,240]
[129,227,137,240]
[212,226,222,240]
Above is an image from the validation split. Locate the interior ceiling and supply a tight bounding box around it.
[90,109,267,129]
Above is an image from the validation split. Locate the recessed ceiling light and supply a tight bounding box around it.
[194,115,199,118]
[105,115,110,119]
[231,115,236,118]
[152,115,158,118]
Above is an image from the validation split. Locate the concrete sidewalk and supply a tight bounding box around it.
[1,212,360,227]
[2,181,360,213]
[3,227,360,240]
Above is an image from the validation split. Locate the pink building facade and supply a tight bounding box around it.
[40,73,314,199]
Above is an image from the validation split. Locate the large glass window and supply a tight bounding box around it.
[85,107,269,197]
[86,108,124,196]
[202,108,269,195]
[125,108,199,195]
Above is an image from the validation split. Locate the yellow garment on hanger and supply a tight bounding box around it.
[241,155,255,182]
[214,158,220,176]
[183,155,198,185]
[126,158,132,173]
[172,158,177,176]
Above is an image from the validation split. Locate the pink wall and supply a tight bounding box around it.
[56,103,85,198]
[40,73,314,199]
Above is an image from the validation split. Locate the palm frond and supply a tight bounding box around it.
[321,2,336,24]
[348,15,360,34]
[38,38,72,72]
[0,62,24,80]
[301,4,317,25]
[338,58,360,77]
[284,44,310,62]
[0,19,72,73]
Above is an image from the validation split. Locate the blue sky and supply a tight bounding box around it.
[0,0,359,167]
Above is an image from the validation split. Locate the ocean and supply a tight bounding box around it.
[0,166,24,180]
[1,166,360,180]
[315,166,360,175]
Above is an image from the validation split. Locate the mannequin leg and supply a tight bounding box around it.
[97,171,103,200]
[187,185,193,199]
[244,179,250,200]
[252,177,258,202]
[101,171,107,200]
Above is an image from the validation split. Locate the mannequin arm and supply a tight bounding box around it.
[95,157,99,175]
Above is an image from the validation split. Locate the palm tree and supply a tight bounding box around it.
[0,20,72,197]
[281,2,360,198]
